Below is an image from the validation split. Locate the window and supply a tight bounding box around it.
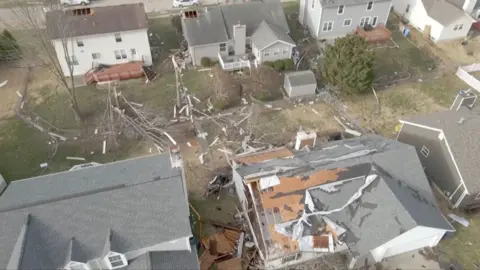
[322,21,333,32]
[343,19,352,27]
[282,47,289,54]
[454,25,459,30]
[92,53,101,60]
[219,43,226,52]
[360,17,370,27]
[108,255,126,268]
[273,48,280,55]
[372,16,378,27]
[405,4,410,13]
[311,0,314,9]
[67,55,78,66]
[114,50,127,60]
[338,5,344,14]
[264,49,270,56]
[421,145,430,157]
[76,40,84,47]
[131,48,136,56]
[366,1,373,10]
[114,33,122,42]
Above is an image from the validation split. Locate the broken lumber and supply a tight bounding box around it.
[200,219,243,231]
[66,157,86,161]
[48,132,66,141]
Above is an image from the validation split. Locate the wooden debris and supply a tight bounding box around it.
[199,250,216,270]
[216,257,242,270]
[201,219,243,232]
[48,132,66,141]
[66,157,86,161]
[102,140,107,154]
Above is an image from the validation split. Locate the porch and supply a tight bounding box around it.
[218,52,251,71]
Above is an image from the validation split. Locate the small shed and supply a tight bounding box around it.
[284,70,317,97]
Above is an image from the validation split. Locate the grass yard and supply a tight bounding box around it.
[440,216,480,269]
[373,16,437,79]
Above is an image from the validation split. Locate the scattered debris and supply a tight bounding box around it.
[205,170,233,198]
[448,213,469,227]
[16,91,22,98]
[40,162,48,168]
[66,157,86,161]
[0,80,7,88]
[48,132,67,141]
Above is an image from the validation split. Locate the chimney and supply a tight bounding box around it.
[295,131,317,150]
[450,89,477,111]
[233,22,246,56]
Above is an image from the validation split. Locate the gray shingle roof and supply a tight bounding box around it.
[251,20,295,50]
[234,135,453,257]
[422,0,469,25]
[0,154,193,270]
[181,7,229,46]
[285,70,317,87]
[403,107,480,192]
[0,154,178,212]
[319,0,389,8]
[150,250,200,269]
[181,0,290,46]
[45,3,148,39]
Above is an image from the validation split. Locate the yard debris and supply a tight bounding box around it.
[102,140,107,154]
[66,157,86,161]
[0,80,7,88]
[205,170,233,198]
[40,162,48,168]
[48,132,67,141]
[16,91,22,98]
[447,213,469,227]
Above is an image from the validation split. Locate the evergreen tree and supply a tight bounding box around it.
[321,35,374,95]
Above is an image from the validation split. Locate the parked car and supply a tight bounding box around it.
[61,0,90,6]
[173,0,199,8]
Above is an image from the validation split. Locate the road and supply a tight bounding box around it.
[0,0,226,28]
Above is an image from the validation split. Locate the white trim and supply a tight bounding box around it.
[449,182,463,200]
[337,4,344,14]
[322,21,334,32]
[420,145,430,157]
[256,40,295,51]
[475,192,480,200]
[450,94,460,110]
[400,121,470,195]
[372,16,378,27]
[454,190,467,208]
[343,18,352,27]
[366,1,373,10]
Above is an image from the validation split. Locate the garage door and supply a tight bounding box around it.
[381,233,443,259]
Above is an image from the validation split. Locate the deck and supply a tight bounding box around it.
[356,24,392,43]
[218,52,251,71]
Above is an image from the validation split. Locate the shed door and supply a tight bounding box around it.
[381,233,443,259]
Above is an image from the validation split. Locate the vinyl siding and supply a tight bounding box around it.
[53,29,152,77]
[436,15,473,41]
[302,0,323,37]
[190,41,231,66]
[397,124,463,204]
[318,0,392,39]
[259,41,292,62]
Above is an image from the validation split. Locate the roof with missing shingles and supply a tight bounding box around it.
[234,135,453,257]
[402,106,480,192]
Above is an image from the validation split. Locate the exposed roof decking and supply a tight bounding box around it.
[234,148,294,165]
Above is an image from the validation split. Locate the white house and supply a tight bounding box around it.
[392,0,476,42]
[45,3,153,77]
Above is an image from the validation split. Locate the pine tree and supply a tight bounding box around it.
[321,35,374,95]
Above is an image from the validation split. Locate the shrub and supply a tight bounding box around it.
[273,60,284,71]
[263,61,274,68]
[283,59,294,70]
[200,57,212,67]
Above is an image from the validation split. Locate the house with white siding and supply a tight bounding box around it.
[45,3,152,77]
[299,0,392,40]
[181,0,295,70]
[392,0,476,42]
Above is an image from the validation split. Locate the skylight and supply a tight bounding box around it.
[108,255,126,269]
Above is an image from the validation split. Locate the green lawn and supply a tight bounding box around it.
[418,74,470,107]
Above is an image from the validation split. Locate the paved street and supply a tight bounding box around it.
[0,0,237,28]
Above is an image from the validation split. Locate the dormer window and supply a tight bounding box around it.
[104,252,127,269]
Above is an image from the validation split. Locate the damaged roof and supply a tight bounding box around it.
[234,135,453,257]
[402,106,480,192]
[181,0,290,46]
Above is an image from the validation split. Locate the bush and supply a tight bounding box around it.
[200,57,212,67]
[170,15,182,33]
[283,59,294,70]
[263,61,274,68]
[273,60,284,71]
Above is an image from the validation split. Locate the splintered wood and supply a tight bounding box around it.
[201,229,241,255]
[234,148,294,165]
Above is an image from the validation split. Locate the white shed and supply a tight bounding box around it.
[284,70,317,97]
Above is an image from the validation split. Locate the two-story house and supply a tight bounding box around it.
[45,3,153,77]
[0,153,199,270]
[392,0,476,42]
[299,0,392,40]
[181,0,296,70]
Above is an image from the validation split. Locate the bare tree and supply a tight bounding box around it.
[3,1,83,121]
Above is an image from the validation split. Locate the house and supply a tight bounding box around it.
[45,3,153,77]
[397,90,480,210]
[181,0,295,70]
[284,70,317,97]
[0,153,199,270]
[299,0,392,40]
[231,135,453,269]
[392,0,476,42]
